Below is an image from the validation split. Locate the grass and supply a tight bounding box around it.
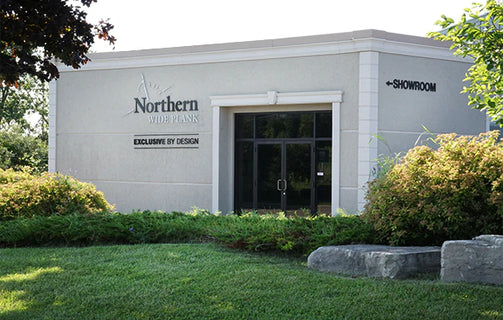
[0,244,502,320]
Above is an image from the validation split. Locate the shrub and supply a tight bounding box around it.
[362,131,503,246]
[0,169,113,220]
[0,167,32,184]
[0,210,375,255]
[207,212,375,254]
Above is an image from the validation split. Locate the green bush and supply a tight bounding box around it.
[0,168,375,254]
[0,168,113,220]
[208,212,375,254]
[0,210,375,255]
[362,131,503,246]
[0,129,48,173]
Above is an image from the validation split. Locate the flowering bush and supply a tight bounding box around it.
[0,169,113,220]
[362,131,503,246]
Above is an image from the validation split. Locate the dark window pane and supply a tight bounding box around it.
[298,113,315,138]
[316,141,331,214]
[286,143,312,209]
[316,112,332,138]
[256,113,281,139]
[256,113,313,139]
[236,142,253,209]
[236,114,254,139]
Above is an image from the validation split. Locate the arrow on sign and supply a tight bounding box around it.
[386,81,393,86]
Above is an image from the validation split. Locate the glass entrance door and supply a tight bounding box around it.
[285,143,312,211]
[235,111,332,215]
[256,141,313,214]
[256,143,282,210]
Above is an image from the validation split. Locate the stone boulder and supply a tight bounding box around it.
[307,245,441,279]
[441,235,503,285]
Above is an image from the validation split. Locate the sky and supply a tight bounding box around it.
[85,0,478,53]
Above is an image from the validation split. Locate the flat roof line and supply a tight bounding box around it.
[57,29,459,72]
[88,29,450,59]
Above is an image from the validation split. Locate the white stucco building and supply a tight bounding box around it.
[49,29,486,214]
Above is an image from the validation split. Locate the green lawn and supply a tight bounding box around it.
[0,244,502,320]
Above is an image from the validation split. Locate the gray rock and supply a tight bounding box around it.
[473,234,503,246]
[307,245,441,279]
[441,234,503,285]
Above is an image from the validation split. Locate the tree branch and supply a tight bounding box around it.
[0,87,11,123]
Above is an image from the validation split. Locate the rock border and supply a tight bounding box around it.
[307,244,441,279]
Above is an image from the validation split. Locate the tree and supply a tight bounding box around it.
[0,127,48,173]
[0,75,48,136]
[0,75,49,173]
[429,0,503,126]
[0,0,111,172]
[0,0,115,87]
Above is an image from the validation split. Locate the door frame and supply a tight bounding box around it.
[210,90,342,215]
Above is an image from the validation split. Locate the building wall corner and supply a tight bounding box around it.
[357,51,379,212]
[48,80,57,173]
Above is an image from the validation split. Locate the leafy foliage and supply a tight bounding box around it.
[429,0,503,125]
[207,211,375,254]
[0,208,376,255]
[0,0,115,87]
[0,75,48,135]
[362,131,503,246]
[0,168,375,254]
[0,168,113,220]
[0,76,49,174]
[0,128,48,173]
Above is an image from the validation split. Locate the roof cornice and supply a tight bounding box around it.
[59,29,466,72]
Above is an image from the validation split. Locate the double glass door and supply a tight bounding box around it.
[257,141,313,213]
[235,111,332,215]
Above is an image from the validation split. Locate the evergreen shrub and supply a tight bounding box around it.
[0,209,375,255]
[0,168,113,220]
[207,211,375,254]
[362,131,503,246]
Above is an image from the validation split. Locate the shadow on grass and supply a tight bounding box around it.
[0,244,502,320]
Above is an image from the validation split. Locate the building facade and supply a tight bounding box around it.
[49,30,487,214]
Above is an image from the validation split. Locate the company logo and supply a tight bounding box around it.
[125,74,199,124]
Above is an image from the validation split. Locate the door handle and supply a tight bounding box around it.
[277,179,287,191]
